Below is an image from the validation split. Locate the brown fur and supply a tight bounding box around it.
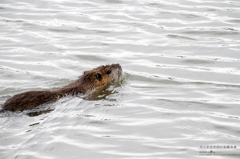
[2,64,122,111]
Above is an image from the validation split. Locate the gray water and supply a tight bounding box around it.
[1,0,240,158]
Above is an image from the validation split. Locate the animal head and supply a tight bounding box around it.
[82,63,122,91]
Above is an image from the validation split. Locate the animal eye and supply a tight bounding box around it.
[96,73,102,81]
[107,70,111,74]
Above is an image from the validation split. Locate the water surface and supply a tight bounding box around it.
[1,0,240,158]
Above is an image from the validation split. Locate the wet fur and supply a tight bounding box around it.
[2,64,122,111]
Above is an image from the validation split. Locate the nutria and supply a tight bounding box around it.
[2,64,122,111]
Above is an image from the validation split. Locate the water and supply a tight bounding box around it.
[1,0,240,158]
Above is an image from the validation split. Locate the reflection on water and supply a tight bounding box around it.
[1,0,240,158]
[26,108,55,117]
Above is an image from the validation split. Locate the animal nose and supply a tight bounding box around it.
[116,63,122,69]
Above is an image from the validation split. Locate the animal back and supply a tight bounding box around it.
[3,91,58,111]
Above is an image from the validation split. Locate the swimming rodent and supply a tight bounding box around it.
[2,64,122,111]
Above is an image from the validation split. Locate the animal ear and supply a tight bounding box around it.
[84,71,89,74]
[96,73,102,81]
